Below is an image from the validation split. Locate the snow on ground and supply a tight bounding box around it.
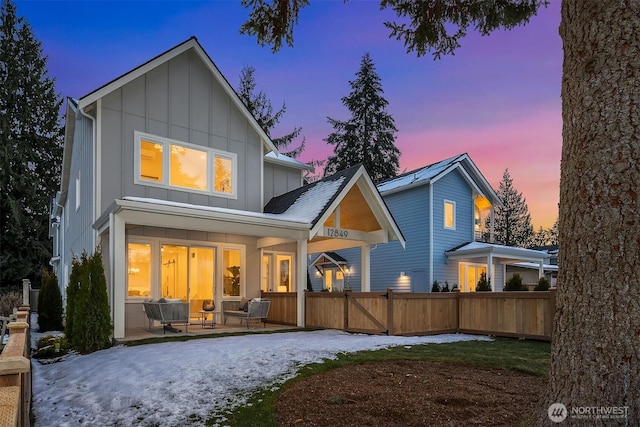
[30,315,491,426]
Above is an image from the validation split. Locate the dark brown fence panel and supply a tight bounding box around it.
[261,292,297,325]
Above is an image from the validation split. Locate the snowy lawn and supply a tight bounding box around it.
[31,319,490,426]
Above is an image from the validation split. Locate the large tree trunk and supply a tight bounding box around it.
[540,1,640,425]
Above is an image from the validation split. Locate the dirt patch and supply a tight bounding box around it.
[276,360,545,426]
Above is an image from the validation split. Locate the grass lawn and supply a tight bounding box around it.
[216,337,550,426]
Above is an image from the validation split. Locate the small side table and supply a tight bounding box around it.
[199,310,219,329]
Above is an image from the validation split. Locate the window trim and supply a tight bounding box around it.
[134,131,238,198]
[126,239,155,300]
[444,199,456,230]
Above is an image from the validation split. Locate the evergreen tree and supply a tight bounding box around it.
[66,251,111,353]
[486,169,533,247]
[324,53,400,182]
[0,0,63,286]
[237,65,305,158]
[37,269,63,332]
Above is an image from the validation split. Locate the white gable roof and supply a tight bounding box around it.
[78,36,278,154]
[376,153,501,206]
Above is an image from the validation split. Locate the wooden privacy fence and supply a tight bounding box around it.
[264,289,555,341]
[0,307,31,427]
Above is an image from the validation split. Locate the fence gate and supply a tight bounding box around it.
[344,291,390,335]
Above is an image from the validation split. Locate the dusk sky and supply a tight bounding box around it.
[15,0,562,229]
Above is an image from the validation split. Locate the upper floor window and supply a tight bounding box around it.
[444,200,456,230]
[135,131,237,198]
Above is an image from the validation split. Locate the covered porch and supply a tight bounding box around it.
[96,165,403,340]
[445,242,549,292]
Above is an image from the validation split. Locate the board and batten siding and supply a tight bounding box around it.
[98,49,264,216]
[431,169,475,287]
[263,162,304,204]
[62,110,96,286]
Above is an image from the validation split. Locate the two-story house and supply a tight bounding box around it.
[50,37,404,339]
[308,154,552,292]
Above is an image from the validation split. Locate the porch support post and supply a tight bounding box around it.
[296,239,307,327]
[487,252,494,290]
[361,245,370,292]
[110,212,126,339]
[539,260,544,279]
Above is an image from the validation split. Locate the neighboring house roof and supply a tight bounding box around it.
[264,164,405,247]
[309,252,348,268]
[376,153,501,208]
[77,36,278,155]
[445,241,548,263]
[264,152,313,171]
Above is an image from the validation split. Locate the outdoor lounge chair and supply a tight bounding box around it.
[142,299,190,333]
[223,299,270,329]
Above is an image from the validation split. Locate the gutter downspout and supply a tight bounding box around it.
[429,183,433,287]
[78,104,97,250]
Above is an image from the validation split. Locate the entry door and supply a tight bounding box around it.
[189,247,215,313]
[161,245,188,300]
[459,264,488,292]
[262,254,293,292]
[161,245,215,314]
[324,268,344,291]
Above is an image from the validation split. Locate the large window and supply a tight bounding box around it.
[127,243,152,297]
[444,200,456,230]
[223,249,241,296]
[170,145,207,190]
[135,131,237,197]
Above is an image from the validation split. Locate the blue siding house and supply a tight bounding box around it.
[309,154,551,293]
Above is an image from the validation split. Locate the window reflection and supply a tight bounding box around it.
[214,155,232,194]
[170,144,208,190]
[127,243,151,297]
[140,140,163,182]
[223,249,241,296]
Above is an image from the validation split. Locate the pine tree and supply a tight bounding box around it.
[486,169,534,247]
[0,0,63,286]
[37,269,63,332]
[237,65,305,158]
[324,53,400,181]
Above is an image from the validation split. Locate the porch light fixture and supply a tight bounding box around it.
[400,271,405,276]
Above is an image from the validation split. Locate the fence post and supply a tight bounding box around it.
[548,288,557,341]
[343,290,349,332]
[455,291,460,333]
[22,279,31,307]
[386,288,394,336]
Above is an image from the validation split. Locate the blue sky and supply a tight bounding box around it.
[15,0,562,228]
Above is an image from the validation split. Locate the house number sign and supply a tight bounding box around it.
[325,227,349,238]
